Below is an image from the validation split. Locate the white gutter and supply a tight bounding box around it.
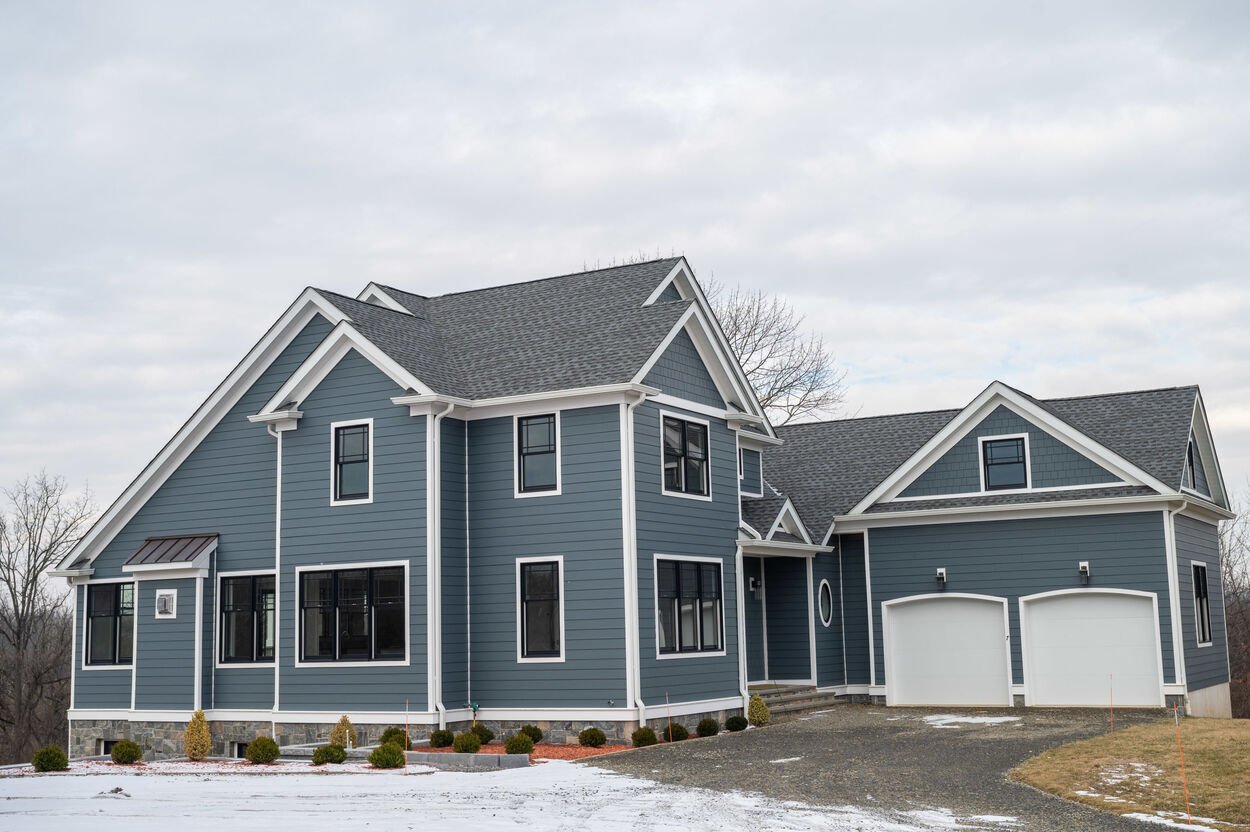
[1165,500,1189,703]
[393,383,659,411]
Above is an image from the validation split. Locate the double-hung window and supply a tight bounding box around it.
[87,583,134,665]
[1193,563,1212,646]
[220,575,276,663]
[662,416,709,497]
[333,421,371,503]
[518,559,562,660]
[517,414,558,494]
[299,566,405,662]
[981,436,1027,491]
[656,558,722,655]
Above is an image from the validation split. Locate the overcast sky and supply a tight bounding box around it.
[3,2,1249,512]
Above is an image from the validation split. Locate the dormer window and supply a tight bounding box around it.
[982,436,1027,491]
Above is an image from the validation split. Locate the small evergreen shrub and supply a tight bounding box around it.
[660,723,689,742]
[32,745,68,772]
[312,744,347,765]
[519,723,544,744]
[578,727,607,748]
[245,736,280,764]
[329,715,357,748]
[631,726,658,748]
[725,715,749,732]
[378,727,410,750]
[429,729,454,748]
[368,743,405,769]
[469,723,495,745]
[696,717,720,738]
[747,693,771,727]
[110,739,143,764]
[184,709,212,761]
[452,731,481,754]
[503,733,534,755]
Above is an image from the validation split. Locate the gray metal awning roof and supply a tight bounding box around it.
[123,534,218,568]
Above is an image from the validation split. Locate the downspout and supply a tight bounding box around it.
[430,401,456,729]
[1167,499,1189,709]
[735,543,748,711]
[267,424,281,737]
[623,393,648,726]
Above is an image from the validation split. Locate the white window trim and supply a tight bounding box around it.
[653,553,727,660]
[80,578,136,671]
[215,569,277,670]
[977,433,1032,493]
[818,579,834,628]
[515,555,566,663]
[329,418,374,506]
[1191,560,1213,648]
[293,559,410,668]
[513,411,562,499]
[154,589,177,619]
[659,410,713,502]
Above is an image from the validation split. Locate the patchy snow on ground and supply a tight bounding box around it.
[1099,761,1161,787]
[1074,789,1129,804]
[0,759,1021,832]
[922,715,1022,729]
[903,809,1020,829]
[769,756,805,764]
[0,758,428,777]
[1121,812,1219,831]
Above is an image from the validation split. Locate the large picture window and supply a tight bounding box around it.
[981,436,1027,491]
[662,416,709,497]
[517,414,558,494]
[1193,562,1212,646]
[87,583,134,666]
[333,422,371,503]
[656,558,722,655]
[518,559,562,660]
[220,574,276,663]
[299,565,405,663]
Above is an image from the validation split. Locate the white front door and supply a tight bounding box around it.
[884,595,1012,707]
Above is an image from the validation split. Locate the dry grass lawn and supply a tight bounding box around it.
[1012,718,1250,830]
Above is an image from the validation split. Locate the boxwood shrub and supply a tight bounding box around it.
[429,729,454,748]
[519,723,544,744]
[452,731,481,754]
[503,733,534,755]
[696,718,719,738]
[469,723,495,745]
[32,745,68,772]
[631,726,657,748]
[245,736,280,764]
[378,727,410,750]
[660,723,689,742]
[578,727,606,748]
[110,739,143,764]
[725,715,749,732]
[368,743,405,769]
[312,744,347,765]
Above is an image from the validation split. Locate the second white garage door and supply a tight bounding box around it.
[1021,590,1163,708]
[884,594,1011,707]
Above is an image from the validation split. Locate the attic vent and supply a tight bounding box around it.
[155,589,177,619]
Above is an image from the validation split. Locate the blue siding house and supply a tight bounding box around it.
[54,258,1235,758]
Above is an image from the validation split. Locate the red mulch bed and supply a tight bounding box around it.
[419,743,629,760]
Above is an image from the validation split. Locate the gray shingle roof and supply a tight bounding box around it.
[741,496,787,534]
[769,386,1202,539]
[316,259,690,399]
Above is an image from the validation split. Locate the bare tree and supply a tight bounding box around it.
[1220,492,1250,718]
[0,473,94,762]
[704,279,847,425]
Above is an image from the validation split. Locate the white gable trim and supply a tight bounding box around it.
[845,382,1172,519]
[1188,392,1228,508]
[255,321,433,417]
[355,283,412,314]
[642,260,690,306]
[55,290,349,572]
[766,497,813,545]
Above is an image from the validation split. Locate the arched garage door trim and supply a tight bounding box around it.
[882,593,1012,707]
[1019,588,1165,708]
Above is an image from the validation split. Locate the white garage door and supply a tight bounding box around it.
[1022,591,1162,708]
[885,595,1011,706]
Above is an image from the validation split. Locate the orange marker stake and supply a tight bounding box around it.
[1174,704,1193,826]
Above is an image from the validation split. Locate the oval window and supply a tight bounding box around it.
[819,579,833,627]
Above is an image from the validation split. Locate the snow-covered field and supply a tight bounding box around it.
[0,759,1022,831]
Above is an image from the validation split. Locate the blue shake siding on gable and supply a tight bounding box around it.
[867,513,1175,686]
[634,402,741,703]
[1175,515,1229,691]
[467,406,627,708]
[900,405,1120,497]
[278,350,428,711]
[73,584,132,709]
[643,329,725,409]
[134,580,197,710]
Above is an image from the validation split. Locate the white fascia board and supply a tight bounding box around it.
[641,260,690,306]
[737,430,784,448]
[847,381,1171,516]
[1190,392,1229,509]
[739,521,763,540]
[766,497,813,544]
[392,384,657,420]
[257,321,434,416]
[56,289,348,572]
[833,494,1183,532]
[355,283,413,314]
[741,541,831,557]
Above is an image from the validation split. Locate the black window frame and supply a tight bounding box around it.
[517,414,558,494]
[1185,442,1198,490]
[981,436,1027,491]
[298,565,405,663]
[656,558,723,655]
[1193,563,1212,645]
[518,560,562,659]
[662,416,710,497]
[333,422,371,502]
[86,583,134,666]
[219,574,277,664]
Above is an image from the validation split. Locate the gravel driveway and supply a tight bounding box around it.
[589,705,1171,831]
